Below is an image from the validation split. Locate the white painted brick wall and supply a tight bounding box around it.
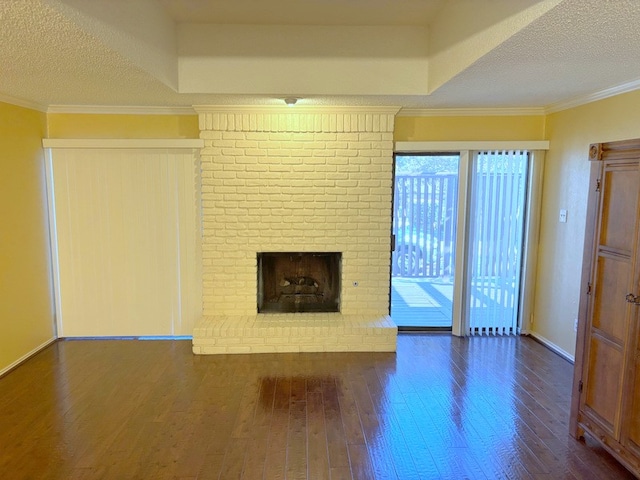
[194,107,398,354]
[199,112,396,316]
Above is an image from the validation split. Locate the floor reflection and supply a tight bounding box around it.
[369,335,521,478]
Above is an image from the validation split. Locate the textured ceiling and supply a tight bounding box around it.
[429,0,640,109]
[1,0,639,112]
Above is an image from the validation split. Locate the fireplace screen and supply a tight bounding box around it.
[257,252,341,313]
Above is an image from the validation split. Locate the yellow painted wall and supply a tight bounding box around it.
[50,113,544,142]
[534,90,640,357]
[47,113,199,139]
[394,115,546,142]
[0,102,55,373]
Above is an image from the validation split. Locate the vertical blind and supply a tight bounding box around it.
[48,148,201,337]
[466,150,529,335]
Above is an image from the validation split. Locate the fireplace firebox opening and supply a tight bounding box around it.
[257,252,341,313]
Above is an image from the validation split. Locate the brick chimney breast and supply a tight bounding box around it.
[192,106,399,354]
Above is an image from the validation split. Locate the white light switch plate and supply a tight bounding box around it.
[559,209,567,223]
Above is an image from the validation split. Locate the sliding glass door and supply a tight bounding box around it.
[391,149,533,335]
[391,154,460,328]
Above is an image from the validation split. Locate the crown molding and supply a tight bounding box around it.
[545,78,640,114]
[397,107,546,117]
[0,93,47,112]
[42,139,204,149]
[395,140,550,152]
[193,105,402,115]
[46,105,197,115]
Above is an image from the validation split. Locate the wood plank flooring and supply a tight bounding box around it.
[0,334,635,479]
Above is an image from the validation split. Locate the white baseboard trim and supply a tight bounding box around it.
[0,337,57,377]
[528,332,575,363]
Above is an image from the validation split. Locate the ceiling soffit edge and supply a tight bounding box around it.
[36,76,640,118]
[193,105,402,115]
[427,0,564,95]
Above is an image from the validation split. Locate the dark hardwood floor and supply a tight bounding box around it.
[0,334,635,479]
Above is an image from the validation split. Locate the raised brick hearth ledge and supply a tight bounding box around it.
[192,314,397,354]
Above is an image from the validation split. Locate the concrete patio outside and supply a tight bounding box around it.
[390,277,453,328]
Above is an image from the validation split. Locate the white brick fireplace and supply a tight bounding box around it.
[192,106,398,354]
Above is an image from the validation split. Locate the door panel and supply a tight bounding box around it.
[584,336,624,432]
[593,256,631,341]
[627,353,640,451]
[601,170,639,251]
